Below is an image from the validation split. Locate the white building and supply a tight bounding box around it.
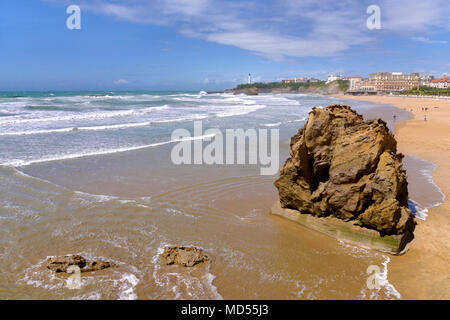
[429,76,449,89]
[326,75,342,84]
[294,77,307,83]
[345,76,363,90]
[420,75,434,86]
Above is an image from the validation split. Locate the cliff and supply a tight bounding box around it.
[272,104,416,253]
[207,80,349,95]
[258,81,347,95]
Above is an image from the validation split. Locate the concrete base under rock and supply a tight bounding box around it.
[271,201,413,255]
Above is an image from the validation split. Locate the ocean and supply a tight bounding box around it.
[0,91,443,299]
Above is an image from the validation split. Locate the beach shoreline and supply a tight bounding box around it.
[2,91,448,299]
[333,94,450,299]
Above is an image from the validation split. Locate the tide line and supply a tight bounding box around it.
[6,134,216,167]
[0,122,152,136]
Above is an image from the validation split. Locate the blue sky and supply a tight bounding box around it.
[0,0,449,91]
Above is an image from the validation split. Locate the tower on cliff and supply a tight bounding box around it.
[248,73,252,84]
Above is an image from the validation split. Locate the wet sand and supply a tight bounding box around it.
[334,95,450,299]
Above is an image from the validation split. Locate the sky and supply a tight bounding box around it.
[0,0,449,91]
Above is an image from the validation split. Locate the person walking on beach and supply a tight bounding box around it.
[424,115,427,121]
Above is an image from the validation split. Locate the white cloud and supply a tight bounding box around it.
[47,0,450,61]
[380,0,450,32]
[163,0,210,16]
[411,37,447,44]
[114,79,129,84]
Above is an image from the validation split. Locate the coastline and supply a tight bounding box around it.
[333,94,450,299]
[2,91,448,299]
[9,92,388,299]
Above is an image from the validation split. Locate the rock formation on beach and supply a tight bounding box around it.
[275,104,415,236]
[46,255,114,273]
[161,246,209,267]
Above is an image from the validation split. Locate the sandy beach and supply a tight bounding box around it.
[334,95,450,299]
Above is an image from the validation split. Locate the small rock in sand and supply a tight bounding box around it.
[161,246,209,267]
[84,260,114,272]
[46,255,114,273]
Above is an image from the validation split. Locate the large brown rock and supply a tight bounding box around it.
[161,246,209,267]
[275,105,415,235]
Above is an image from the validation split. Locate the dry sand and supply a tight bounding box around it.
[334,95,450,299]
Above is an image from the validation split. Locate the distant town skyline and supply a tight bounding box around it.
[0,0,449,91]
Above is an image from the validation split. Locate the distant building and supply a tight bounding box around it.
[309,78,321,83]
[429,76,450,89]
[248,73,251,84]
[420,75,435,86]
[369,72,420,92]
[281,79,295,83]
[326,75,342,84]
[350,78,376,92]
[345,76,363,90]
[358,79,377,92]
[294,77,307,83]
